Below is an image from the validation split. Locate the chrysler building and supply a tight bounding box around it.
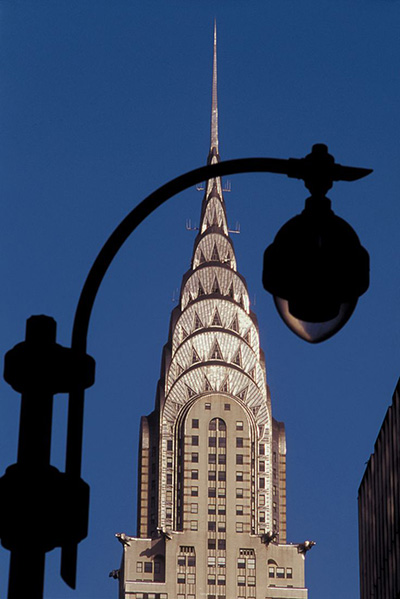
[115,24,311,599]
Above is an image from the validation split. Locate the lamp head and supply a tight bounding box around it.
[262,194,369,343]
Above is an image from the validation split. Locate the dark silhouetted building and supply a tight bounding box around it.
[358,379,400,599]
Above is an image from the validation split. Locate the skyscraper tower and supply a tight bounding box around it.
[115,24,311,599]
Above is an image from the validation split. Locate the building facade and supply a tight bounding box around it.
[358,379,400,599]
[115,26,311,599]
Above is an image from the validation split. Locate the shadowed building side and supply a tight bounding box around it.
[358,379,400,599]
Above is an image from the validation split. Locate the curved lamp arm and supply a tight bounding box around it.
[62,151,371,586]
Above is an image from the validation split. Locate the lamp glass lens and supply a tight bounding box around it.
[274,296,357,343]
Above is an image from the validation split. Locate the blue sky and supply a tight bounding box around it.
[0,1,400,597]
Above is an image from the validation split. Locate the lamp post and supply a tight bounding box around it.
[0,146,371,598]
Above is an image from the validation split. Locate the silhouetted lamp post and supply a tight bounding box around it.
[0,145,371,598]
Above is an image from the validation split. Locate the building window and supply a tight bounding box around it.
[224,403,230,411]
[236,488,243,498]
[178,556,186,566]
[259,494,265,506]
[236,437,244,448]
[192,452,199,462]
[205,402,211,410]
[209,420,217,430]
[191,486,198,496]
[259,477,265,488]
[209,453,216,464]
[209,437,217,447]
[187,573,195,584]
[259,461,265,471]
[259,443,265,455]
[248,558,255,569]
[218,557,226,567]
[217,539,226,550]
[167,457,172,468]
[276,567,285,578]
[208,556,216,567]
[192,418,199,428]
[188,556,196,567]
[208,539,216,549]
[268,566,275,578]
[236,471,243,482]
[237,558,246,569]
[218,487,226,497]
[167,474,172,484]
[208,521,216,532]
[208,504,216,514]
[136,561,143,572]
[217,575,226,585]
[259,512,265,522]
[154,561,161,573]
[248,576,256,586]
[144,562,152,573]
[167,440,173,451]
[236,420,244,430]
[237,575,245,586]
[208,575,216,585]
[287,567,293,578]
[218,523,226,532]
[236,522,243,532]
[236,505,243,515]
[191,470,199,479]
[236,454,243,465]
[218,506,226,515]
[192,435,199,446]
[190,503,198,513]
[177,573,185,584]
[218,437,226,447]
[218,471,226,481]
[209,470,216,481]
[218,454,226,464]
[208,488,216,497]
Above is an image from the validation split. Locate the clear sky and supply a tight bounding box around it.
[0,1,399,598]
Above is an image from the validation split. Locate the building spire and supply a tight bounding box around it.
[210,20,219,155]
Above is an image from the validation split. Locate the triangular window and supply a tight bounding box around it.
[192,347,201,364]
[177,363,184,375]
[212,209,219,226]
[249,367,256,380]
[221,377,229,393]
[181,327,189,341]
[244,329,251,344]
[232,348,242,367]
[186,385,197,399]
[239,295,245,308]
[229,314,239,333]
[228,283,234,298]
[211,276,221,294]
[226,251,231,267]
[199,250,206,264]
[211,244,220,262]
[236,386,248,401]
[194,312,203,330]
[204,376,213,392]
[210,339,223,361]
[198,282,206,297]
[252,405,260,417]
[211,308,222,327]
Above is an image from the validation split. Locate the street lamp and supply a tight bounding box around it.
[0,146,371,598]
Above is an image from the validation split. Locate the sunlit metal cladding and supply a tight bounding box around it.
[262,144,370,341]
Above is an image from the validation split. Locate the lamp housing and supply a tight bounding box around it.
[262,195,369,343]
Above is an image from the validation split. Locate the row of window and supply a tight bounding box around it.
[136,562,161,574]
[237,575,256,586]
[132,594,168,599]
[177,556,196,567]
[177,573,196,584]
[269,566,293,578]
